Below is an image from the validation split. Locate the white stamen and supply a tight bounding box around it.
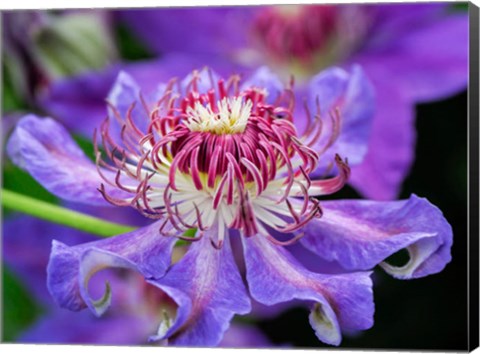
[185,97,253,134]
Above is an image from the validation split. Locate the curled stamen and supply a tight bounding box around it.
[98,184,131,207]
[240,158,265,196]
[265,232,305,246]
[210,237,224,250]
[95,68,352,247]
[193,203,205,231]
[159,218,180,237]
[309,154,350,196]
[278,198,322,233]
[176,231,204,242]
[318,107,342,156]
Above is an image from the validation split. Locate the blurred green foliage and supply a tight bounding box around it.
[73,134,97,161]
[32,12,117,79]
[2,266,42,341]
[114,23,155,61]
[450,2,469,12]
[2,64,28,113]
[3,163,59,207]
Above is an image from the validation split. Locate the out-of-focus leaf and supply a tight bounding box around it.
[114,23,155,61]
[73,134,96,161]
[2,64,28,112]
[32,12,117,79]
[2,162,58,205]
[450,2,468,12]
[2,265,42,342]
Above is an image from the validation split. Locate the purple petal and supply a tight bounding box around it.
[306,65,375,171]
[20,308,153,345]
[301,195,453,279]
[347,77,413,200]
[242,234,373,346]
[107,70,141,115]
[37,66,118,137]
[6,115,128,205]
[105,70,152,139]
[346,10,467,200]
[116,7,253,57]
[287,241,350,275]
[354,8,468,103]
[220,323,271,348]
[241,66,285,104]
[179,68,221,97]
[384,14,468,102]
[149,233,251,346]
[47,220,176,314]
[249,299,302,321]
[20,270,167,345]
[365,3,450,44]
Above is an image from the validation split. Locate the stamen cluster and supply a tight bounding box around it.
[95,70,347,247]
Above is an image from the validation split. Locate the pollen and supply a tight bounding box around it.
[185,97,253,135]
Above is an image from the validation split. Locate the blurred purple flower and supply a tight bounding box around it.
[118,3,468,199]
[7,67,452,346]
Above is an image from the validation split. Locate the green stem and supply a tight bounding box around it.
[2,189,136,237]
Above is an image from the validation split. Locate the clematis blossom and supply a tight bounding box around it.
[118,3,468,199]
[7,67,452,346]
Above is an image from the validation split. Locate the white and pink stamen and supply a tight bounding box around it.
[95,70,350,248]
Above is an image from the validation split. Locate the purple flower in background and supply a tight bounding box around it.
[118,3,468,200]
[7,67,452,346]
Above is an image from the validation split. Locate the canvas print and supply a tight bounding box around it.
[1,2,476,350]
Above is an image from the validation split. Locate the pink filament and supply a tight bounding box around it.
[95,70,347,242]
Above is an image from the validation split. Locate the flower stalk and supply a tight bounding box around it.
[2,189,135,237]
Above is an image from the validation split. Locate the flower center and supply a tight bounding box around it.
[185,97,253,135]
[96,70,348,247]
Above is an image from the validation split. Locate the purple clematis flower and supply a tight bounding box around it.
[7,67,452,346]
[118,3,468,200]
